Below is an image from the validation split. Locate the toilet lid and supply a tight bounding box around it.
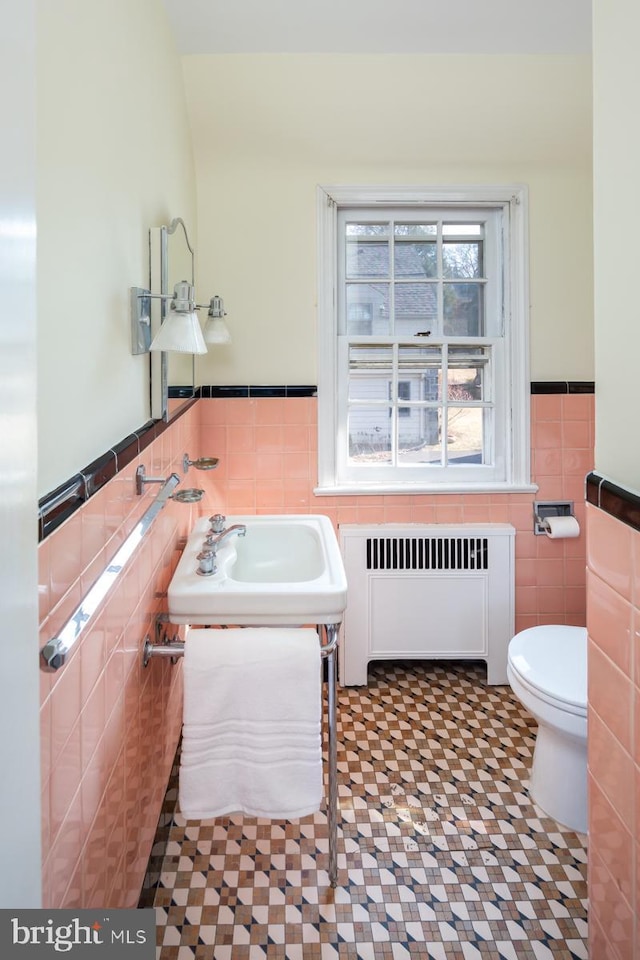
[508,625,587,710]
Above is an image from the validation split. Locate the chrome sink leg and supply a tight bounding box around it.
[323,622,340,887]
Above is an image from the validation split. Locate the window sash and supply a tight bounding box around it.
[338,207,503,341]
[337,336,505,483]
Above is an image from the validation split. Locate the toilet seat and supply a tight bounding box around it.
[508,666,586,719]
[508,625,587,715]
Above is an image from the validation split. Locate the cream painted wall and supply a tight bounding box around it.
[0,0,42,907]
[182,55,593,386]
[593,0,640,491]
[37,0,197,496]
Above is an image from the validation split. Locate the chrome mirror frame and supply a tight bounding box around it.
[150,217,196,421]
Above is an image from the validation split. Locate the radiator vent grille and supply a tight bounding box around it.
[366,536,488,572]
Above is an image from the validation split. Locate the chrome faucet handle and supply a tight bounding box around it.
[209,513,226,533]
[196,549,217,577]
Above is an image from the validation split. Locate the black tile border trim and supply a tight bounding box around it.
[530,381,595,395]
[195,383,590,399]
[38,388,317,542]
[196,384,318,399]
[38,381,592,542]
[586,471,640,533]
[168,385,197,400]
[38,399,197,542]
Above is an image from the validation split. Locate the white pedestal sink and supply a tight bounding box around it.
[162,512,347,887]
[167,514,348,625]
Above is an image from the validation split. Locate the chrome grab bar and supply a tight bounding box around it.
[40,472,181,672]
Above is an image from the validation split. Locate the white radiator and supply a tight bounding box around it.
[339,523,515,686]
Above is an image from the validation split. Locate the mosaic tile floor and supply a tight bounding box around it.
[151,661,588,959]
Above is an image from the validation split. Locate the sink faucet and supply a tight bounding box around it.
[209,513,226,534]
[205,523,247,552]
[196,524,246,575]
[196,549,217,577]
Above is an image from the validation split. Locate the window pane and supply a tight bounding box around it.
[442,223,483,237]
[398,345,442,401]
[446,408,484,464]
[394,283,437,335]
[348,407,392,463]
[346,239,389,278]
[348,345,392,401]
[394,223,437,237]
[447,360,485,402]
[443,283,483,336]
[346,283,389,334]
[397,380,411,416]
[348,376,391,402]
[346,223,389,236]
[398,410,442,464]
[348,344,392,369]
[443,241,483,279]
[394,241,437,278]
[448,346,486,359]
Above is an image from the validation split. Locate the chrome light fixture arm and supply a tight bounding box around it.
[166,217,195,275]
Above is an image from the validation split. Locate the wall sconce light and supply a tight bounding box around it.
[150,280,207,354]
[131,285,230,354]
[203,295,231,345]
[131,281,208,355]
[130,217,230,356]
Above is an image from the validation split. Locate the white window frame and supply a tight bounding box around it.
[316,184,534,495]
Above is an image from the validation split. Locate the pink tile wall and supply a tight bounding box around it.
[38,405,200,908]
[37,390,593,909]
[587,504,639,960]
[195,393,594,634]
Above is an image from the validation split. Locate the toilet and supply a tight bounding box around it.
[507,625,587,833]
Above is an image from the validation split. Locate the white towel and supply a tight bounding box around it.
[179,627,323,820]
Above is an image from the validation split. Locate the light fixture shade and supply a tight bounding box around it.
[203,315,231,344]
[149,309,207,354]
[203,295,231,344]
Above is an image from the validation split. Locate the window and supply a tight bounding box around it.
[316,185,532,493]
[396,381,411,418]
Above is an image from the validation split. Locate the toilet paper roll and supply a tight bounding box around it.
[545,515,580,539]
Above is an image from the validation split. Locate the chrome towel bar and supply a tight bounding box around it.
[144,621,341,887]
[40,472,181,672]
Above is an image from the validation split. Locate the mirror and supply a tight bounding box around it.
[149,217,197,421]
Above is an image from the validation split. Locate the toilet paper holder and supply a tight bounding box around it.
[533,500,574,535]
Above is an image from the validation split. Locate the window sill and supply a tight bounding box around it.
[314,482,539,497]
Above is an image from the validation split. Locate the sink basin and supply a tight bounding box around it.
[167,514,348,625]
[230,522,325,582]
